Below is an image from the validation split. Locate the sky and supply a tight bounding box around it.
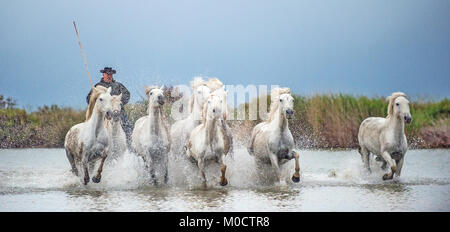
[0,0,449,109]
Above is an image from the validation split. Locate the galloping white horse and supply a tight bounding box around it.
[105,94,126,163]
[210,86,234,157]
[170,77,223,156]
[64,86,114,185]
[187,94,230,187]
[247,87,300,184]
[358,92,412,180]
[132,86,170,185]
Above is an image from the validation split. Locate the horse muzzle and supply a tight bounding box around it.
[286,109,294,119]
[105,111,113,120]
[112,111,121,122]
[157,96,165,105]
[404,115,412,124]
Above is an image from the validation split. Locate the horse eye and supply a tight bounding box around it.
[280,99,282,102]
[99,98,103,101]
[150,92,153,95]
[396,103,399,106]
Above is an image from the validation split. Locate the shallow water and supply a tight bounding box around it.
[0,148,449,211]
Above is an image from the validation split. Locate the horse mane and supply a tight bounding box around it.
[188,77,224,113]
[112,94,122,106]
[267,87,290,122]
[190,77,207,90]
[85,86,108,121]
[386,92,407,118]
[206,78,223,92]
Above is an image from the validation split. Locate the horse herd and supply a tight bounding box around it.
[64,77,412,187]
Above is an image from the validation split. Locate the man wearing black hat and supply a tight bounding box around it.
[86,67,133,148]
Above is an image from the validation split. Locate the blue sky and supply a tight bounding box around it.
[0,0,449,109]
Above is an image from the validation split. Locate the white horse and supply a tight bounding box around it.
[132,86,170,185]
[247,87,300,184]
[170,77,223,156]
[358,92,412,180]
[210,86,234,158]
[105,93,126,163]
[187,94,230,187]
[64,86,114,185]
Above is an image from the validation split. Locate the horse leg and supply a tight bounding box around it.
[219,154,228,186]
[141,155,150,170]
[381,151,397,180]
[81,157,90,185]
[140,155,156,185]
[291,151,300,183]
[359,146,371,173]
[65,148,78,176]
[148,157,158,185]
[247,131,257,156]
[197,158,207,188]
[92,150,107,183]
[163,154,169,184]
[395,156,405,177]
[381,160,388,170]
[269,153,283,184]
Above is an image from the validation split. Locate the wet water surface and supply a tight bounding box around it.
[0,148,449,211]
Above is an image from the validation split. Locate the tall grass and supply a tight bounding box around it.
[0,105,85,148]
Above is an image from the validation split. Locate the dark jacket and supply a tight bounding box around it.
[86,78,130,105]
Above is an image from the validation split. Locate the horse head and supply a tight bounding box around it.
[212,87,228,120]
[96,87,114,120]
[269,87,294,120]
[145,85,165,109]
[203,94,223,123]
[279,93,294,119]
[189,77,211,119]
[388,92,412,124]
[111,93,123,122]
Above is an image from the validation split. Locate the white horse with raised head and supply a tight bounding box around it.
[132,86,170,185]
[247,87,300,185]
[187,93,230,187]
[358,92,412,180]
[105,93,126,163]
[64,86,114,185]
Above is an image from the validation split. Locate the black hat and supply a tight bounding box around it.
[100,67,116,74]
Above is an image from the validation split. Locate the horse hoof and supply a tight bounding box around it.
[92,176,101,183]
[83,179,89,185]
[292,175,300,183]
[382,173,391,180]
[220,178,228,186]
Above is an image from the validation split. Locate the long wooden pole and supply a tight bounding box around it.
[73,21,94,89]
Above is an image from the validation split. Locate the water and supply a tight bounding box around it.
[0,148,449,211]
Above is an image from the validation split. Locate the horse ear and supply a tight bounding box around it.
[107,87,112,94]
[144,85,150,97]
[118,93,123,100]
[160,85,166,91]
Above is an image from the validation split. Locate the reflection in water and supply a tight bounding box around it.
[0,148,449,211]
